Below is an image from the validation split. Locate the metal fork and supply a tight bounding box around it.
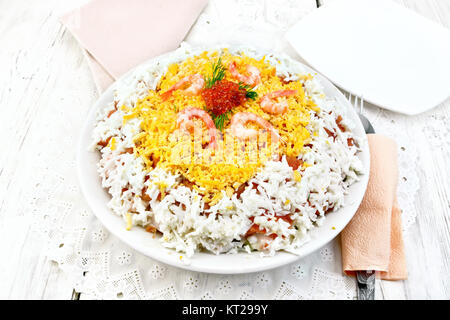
[347,92,376,300]
[347,93,375,134]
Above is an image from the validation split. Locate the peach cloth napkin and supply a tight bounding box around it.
[341,134,407,280]
[61,0,208,92]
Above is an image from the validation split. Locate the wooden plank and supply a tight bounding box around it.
[1,0,448,300]
[0,0,95,299]
[376,0,450,300]
[0,0,318,299]
[318,0,450,299]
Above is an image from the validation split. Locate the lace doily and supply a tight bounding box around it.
[27,0,418,299]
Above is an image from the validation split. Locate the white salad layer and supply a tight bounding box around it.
[92,44,364,257]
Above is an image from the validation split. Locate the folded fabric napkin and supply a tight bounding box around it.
[61,0,208,92]
[341,134,407,280]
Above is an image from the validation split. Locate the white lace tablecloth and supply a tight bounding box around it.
[28,0,420,299]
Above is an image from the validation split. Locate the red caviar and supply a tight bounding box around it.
[201,80,247,116]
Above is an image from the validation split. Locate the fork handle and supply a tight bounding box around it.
[356,270,376,300]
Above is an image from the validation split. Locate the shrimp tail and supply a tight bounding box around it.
[160,89,174,101]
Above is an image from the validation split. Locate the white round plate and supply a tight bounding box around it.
[286,0,450,115]
[77,47,370,274]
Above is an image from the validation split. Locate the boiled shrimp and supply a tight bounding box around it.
[176,107,218,149]
[260,90,297,114]
[228,61,261,87]
[229,112,280,142]
[161,74,205,101]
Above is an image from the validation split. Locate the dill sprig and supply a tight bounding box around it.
[204,57,226,89]
[212,110,232,131]
[238,82,258,100]
[203,106,231,131]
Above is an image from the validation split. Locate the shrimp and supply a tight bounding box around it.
[260,90,297,114]
[229,112,280,142]
[161,74,205,101]
[228,61,261,87]
[176,107,218,149]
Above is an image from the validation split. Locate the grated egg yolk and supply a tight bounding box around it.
[124,50,318,202]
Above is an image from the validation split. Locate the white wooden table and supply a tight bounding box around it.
[0,0,449,299]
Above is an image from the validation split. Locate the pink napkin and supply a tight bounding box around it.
[341,134,407,280]
[61,0,208,92]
